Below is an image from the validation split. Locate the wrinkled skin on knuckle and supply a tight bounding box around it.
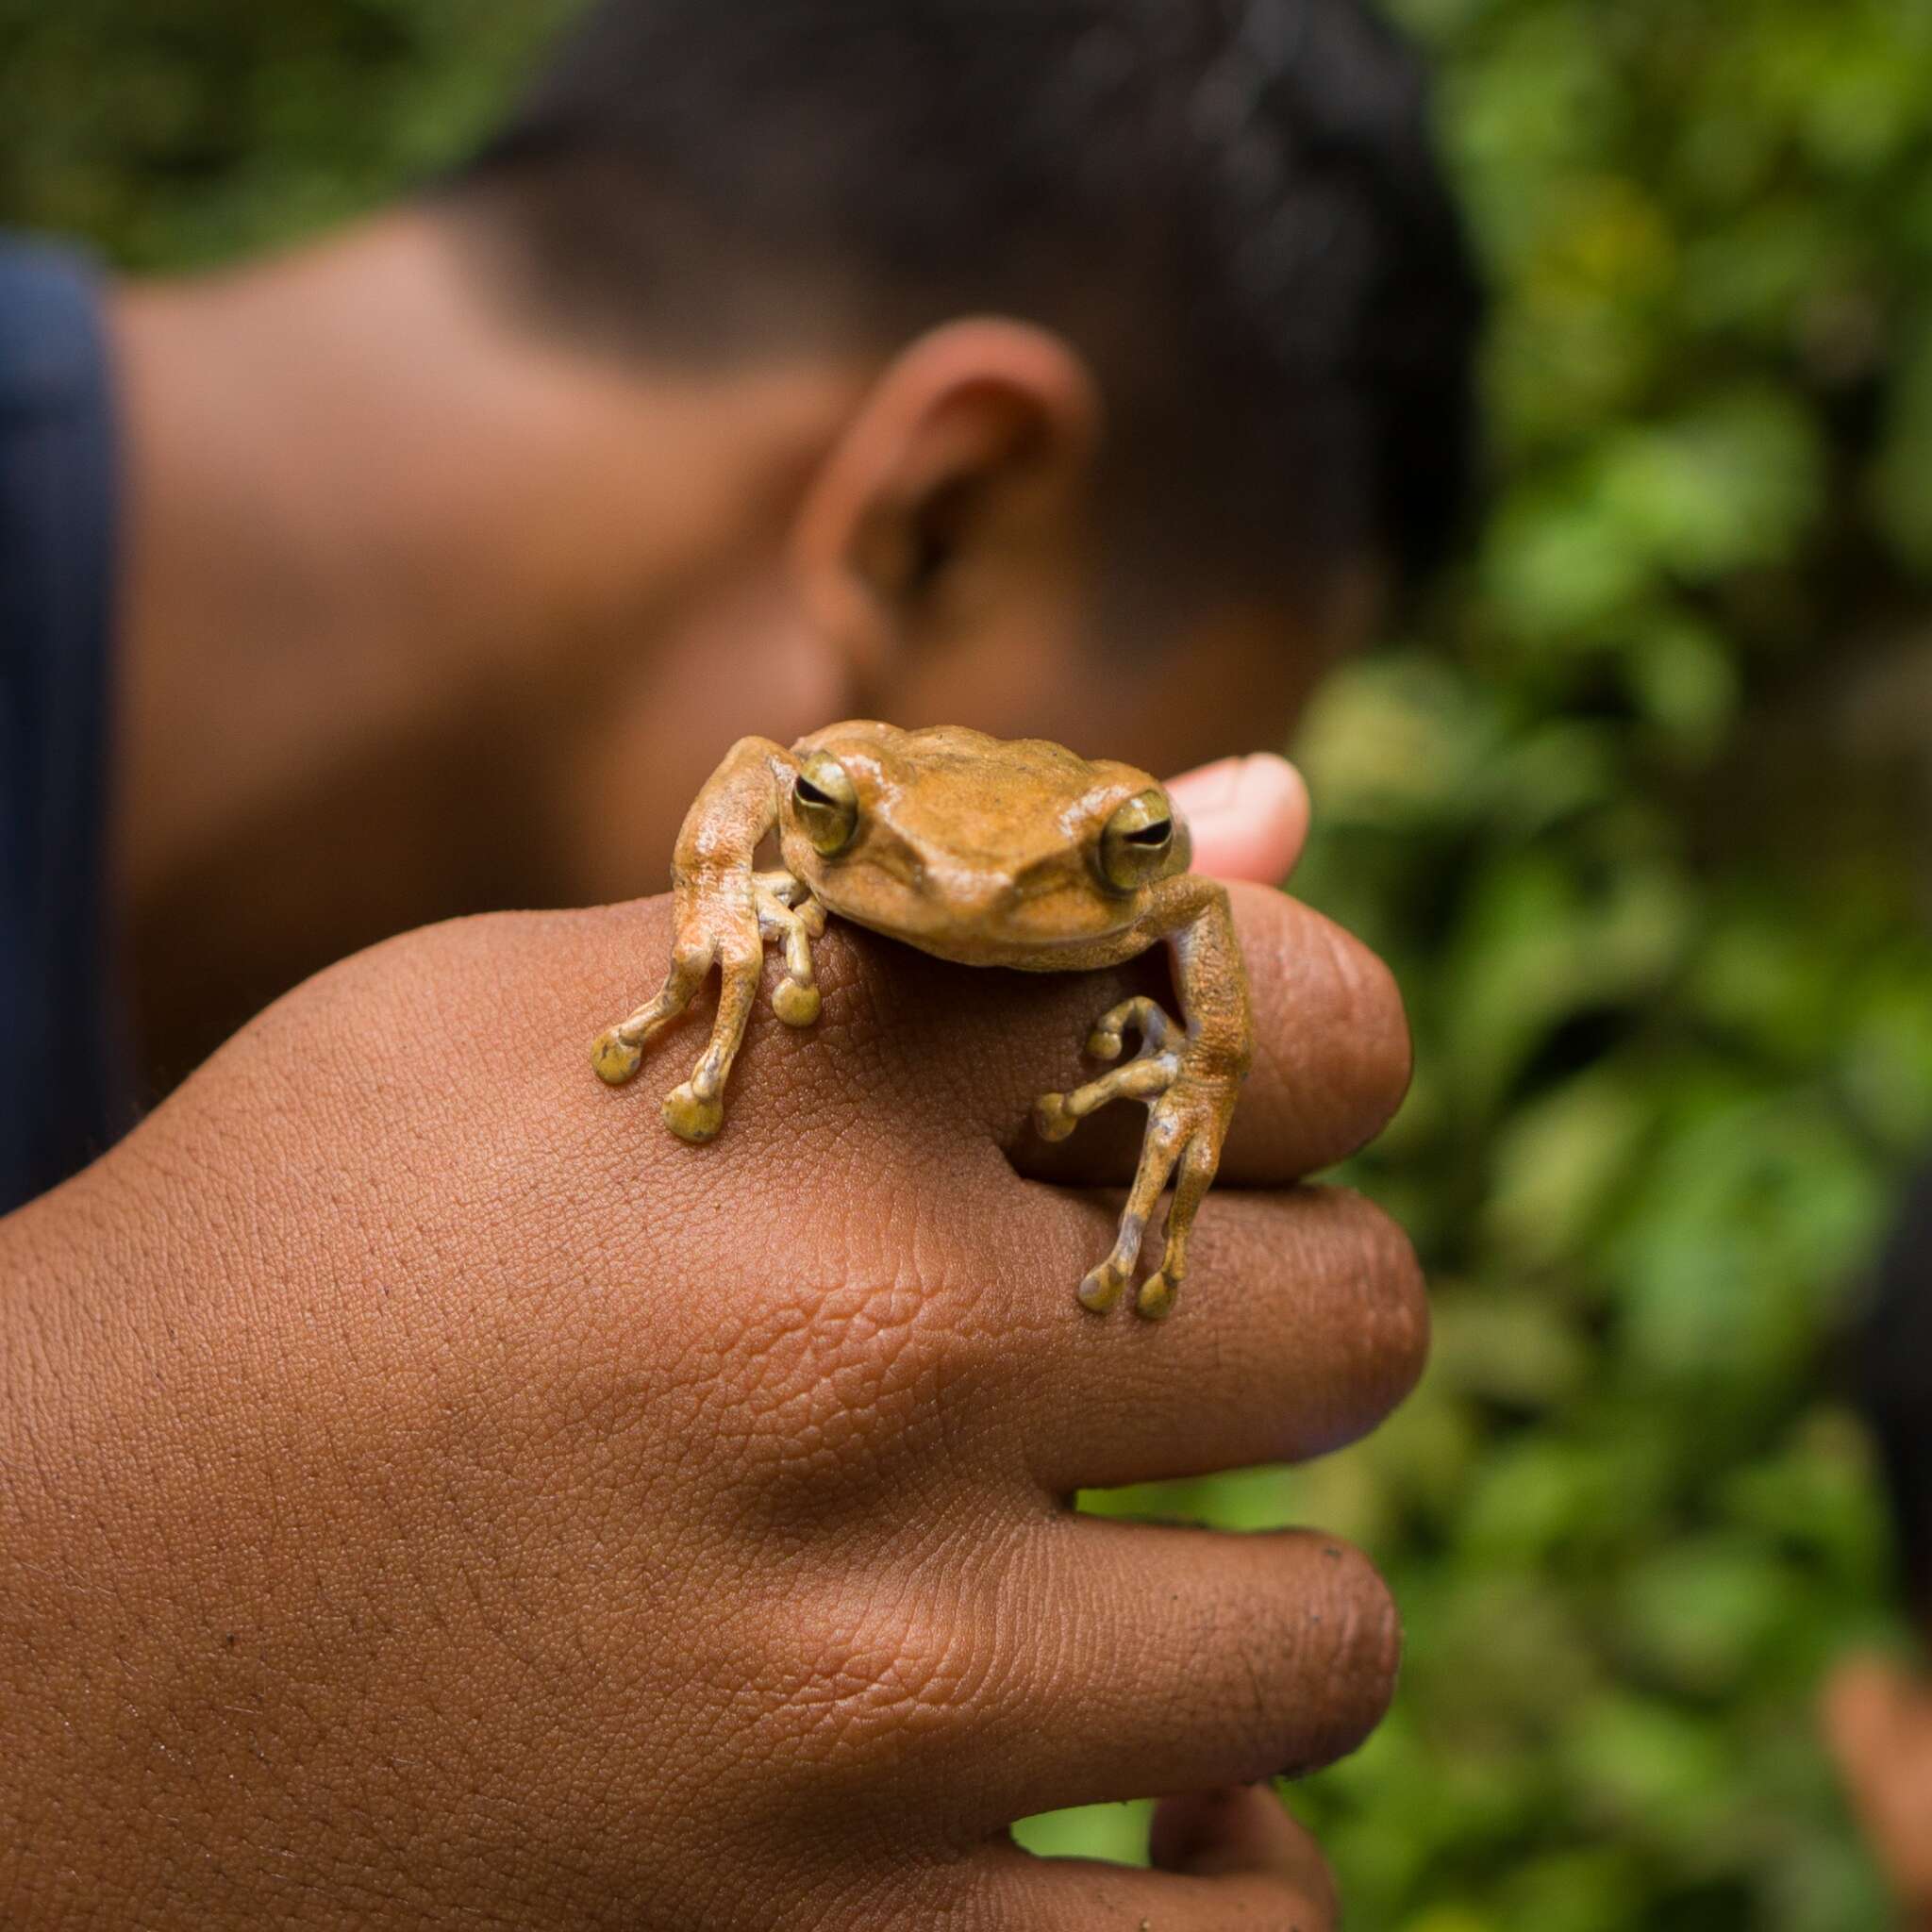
[738,1527,1039,1827]
[631,1185,1022,1539]
[704,1268,982,1520]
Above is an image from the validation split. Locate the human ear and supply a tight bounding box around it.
[787,318,1101,688]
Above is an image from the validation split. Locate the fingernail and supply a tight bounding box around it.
[1173,754,1306,832]
[1165,757,1243,815]
[1226,753,1307,826]
[1176,755,1309,886]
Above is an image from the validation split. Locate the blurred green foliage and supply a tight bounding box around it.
[1275,1,1932,1924]
[0,0,572,265]
[8,0,1932,1924]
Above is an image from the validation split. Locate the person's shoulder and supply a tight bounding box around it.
[0,233,110,419]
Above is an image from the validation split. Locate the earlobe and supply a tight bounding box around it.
[787,318,1102,689]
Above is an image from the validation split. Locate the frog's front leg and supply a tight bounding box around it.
[590,739,824,1144]
[1034,879,1252,1320]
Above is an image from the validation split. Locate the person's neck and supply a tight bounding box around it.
[109,208,857,911]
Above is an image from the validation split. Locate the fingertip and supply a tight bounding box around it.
[1237,752,1312,845]
[1168,753,1312,886]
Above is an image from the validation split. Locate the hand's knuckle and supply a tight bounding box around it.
[755,1562,1018,1806]
[720,1266,998,1521]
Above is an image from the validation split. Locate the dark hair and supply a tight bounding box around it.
[444,0,1484,591]
[1858,1172,1932,1625]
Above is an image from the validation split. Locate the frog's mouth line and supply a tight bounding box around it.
[832,895,1141,965]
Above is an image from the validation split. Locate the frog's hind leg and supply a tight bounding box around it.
[659,937,761,1143]
[591,942,715,1086]
[591,870,827,1145]
[1135,1136,1220,1321]
[1035,995,1187,1314]
[1068,1108,1190,1314]
[1033,968,1240,1321]
[660,875,826,1144]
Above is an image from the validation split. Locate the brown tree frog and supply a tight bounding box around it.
[591,723,1253,1321]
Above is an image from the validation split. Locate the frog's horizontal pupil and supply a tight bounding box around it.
[795,778,834,808]
[1125,822,1172,847]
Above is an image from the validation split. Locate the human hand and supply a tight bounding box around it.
[1,756,1418,1930]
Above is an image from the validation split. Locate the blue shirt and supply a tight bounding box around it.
[0,240,125,1214]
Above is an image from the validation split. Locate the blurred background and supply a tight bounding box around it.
[8,0,1932,1924]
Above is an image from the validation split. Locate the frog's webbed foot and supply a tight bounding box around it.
[1034,995,1238,1322]
[591,868,827,1144]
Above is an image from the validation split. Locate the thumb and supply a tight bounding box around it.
[1166,754,1311,887]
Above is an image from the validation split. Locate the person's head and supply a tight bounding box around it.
[425,0,1481,887]
[1824,1186,1932,1924]
[118,0,1482,1078]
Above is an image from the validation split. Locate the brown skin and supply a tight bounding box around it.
[1825,1654,1932,1928]
[2,881,1421,1928]
[591,724,1252,1320]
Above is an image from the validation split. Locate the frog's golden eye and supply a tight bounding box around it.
[793,751,859,856]
[1099,788,1180,891]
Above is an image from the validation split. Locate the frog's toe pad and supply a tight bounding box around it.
[1136,1273,1178,1322]
[663,1082,725,1143]
[1035,1092,1077,1143]
[1077,1261,1129,1314]
[1086,1025,1126,1062]
[591,1030,644,1086]
[773,977,822,1027]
